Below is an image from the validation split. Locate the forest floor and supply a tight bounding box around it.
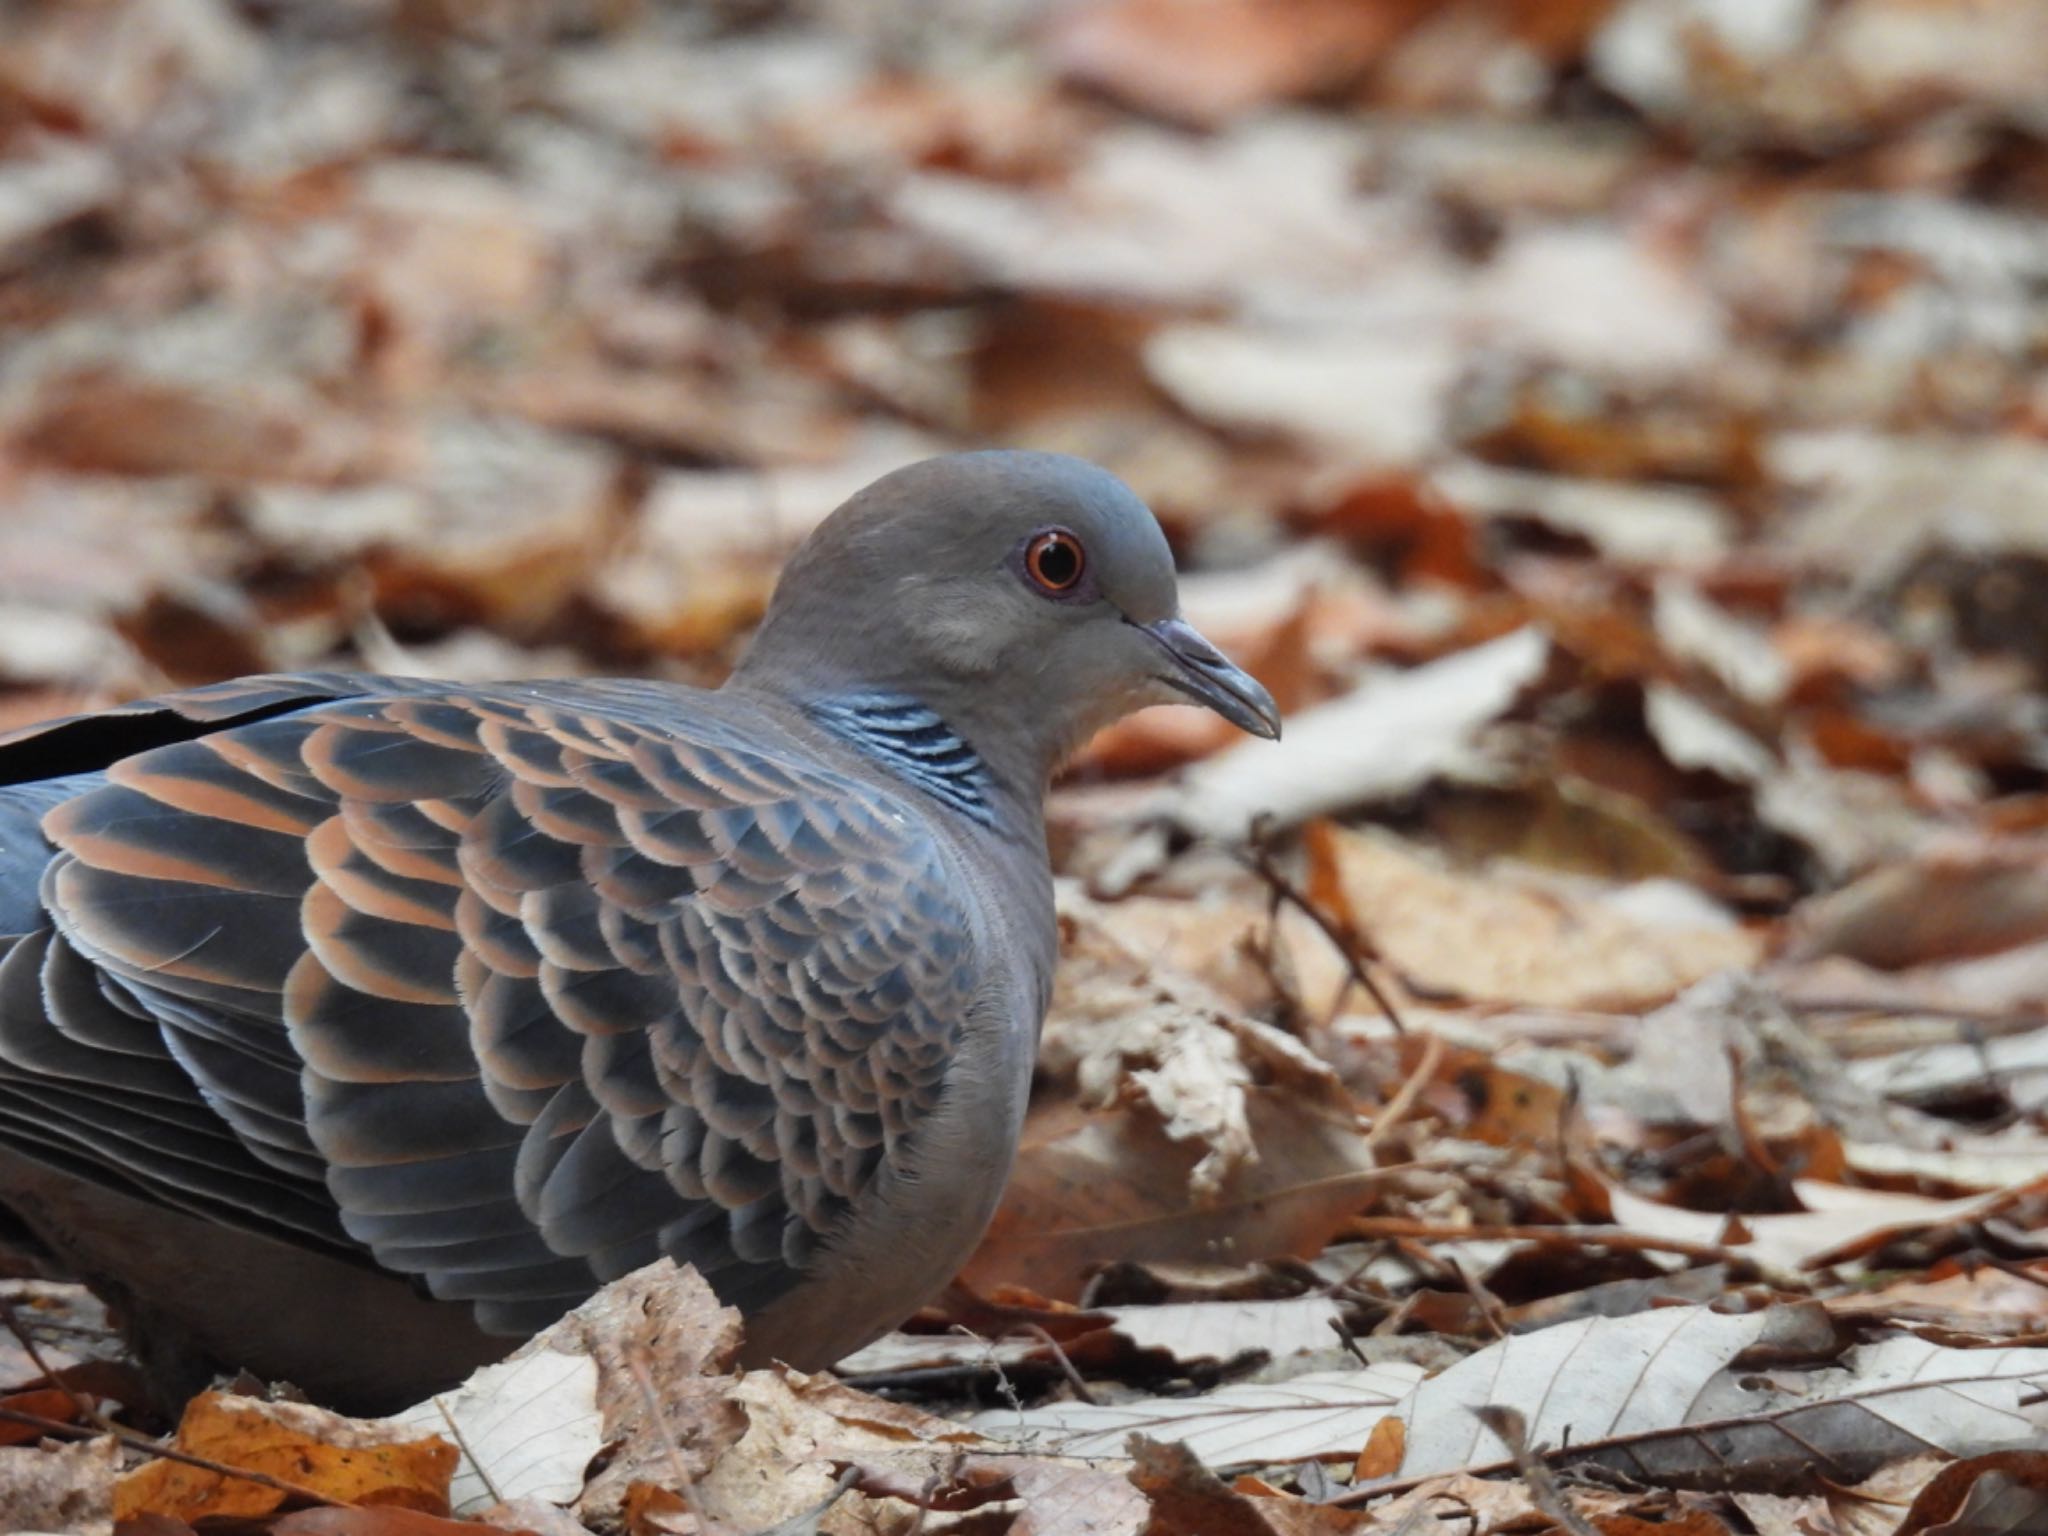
[2,1,2048,1533]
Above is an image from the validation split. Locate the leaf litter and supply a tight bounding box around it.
[3,0,2048,1532]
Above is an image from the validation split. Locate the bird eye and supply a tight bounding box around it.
[1023,529,1086,594]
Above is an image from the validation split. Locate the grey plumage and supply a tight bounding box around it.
[0,451,1277,1409]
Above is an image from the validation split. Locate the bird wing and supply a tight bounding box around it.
[0,676,978,1332]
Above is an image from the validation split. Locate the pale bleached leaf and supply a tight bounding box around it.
[1604,1177,2041,1275]
[1394,1305,2048,1492]
[1171,626,1549,840]
[973,1363,1426,1462]
[1098,1296,1352,1366]
[395,1346,603,1515]
[1394,1304,1774,1478]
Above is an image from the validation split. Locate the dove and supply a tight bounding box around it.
[0,450,1279,1410]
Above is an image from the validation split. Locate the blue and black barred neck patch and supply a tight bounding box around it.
[806,694,994,827]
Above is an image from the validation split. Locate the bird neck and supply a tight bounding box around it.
[801,693,999,829]
[728,606,1071,822]
[727,665,1055,833]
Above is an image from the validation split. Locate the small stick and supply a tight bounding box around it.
[1442,1254,1508,1341]
[1366,1033,1444,1151]
[950,1325,1025,1426]
[1017,1324,1098,1406]
[1237,820,1407,1037]
[1724,1043,1782,1180]
[755,1465,861,1536]
[1328,1312,1374,1370]
[429,1395,502,1508]
[1472,1406,1600,1536]
[624,1346,714,1536]
[1339,1217,1764,1273]
[0,1294,115,1440]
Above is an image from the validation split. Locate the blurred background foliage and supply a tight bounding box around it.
[0,0,2045,917]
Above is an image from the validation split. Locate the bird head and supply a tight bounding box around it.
[736,451,1280,789]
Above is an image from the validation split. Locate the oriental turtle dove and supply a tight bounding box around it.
[0,451,1278,1408]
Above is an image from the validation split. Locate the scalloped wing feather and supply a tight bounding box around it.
[0,677,978,1335]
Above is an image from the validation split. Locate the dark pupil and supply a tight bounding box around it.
[1036,538,1079,586]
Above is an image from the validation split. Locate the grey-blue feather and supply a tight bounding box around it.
[0,450,1277,1408]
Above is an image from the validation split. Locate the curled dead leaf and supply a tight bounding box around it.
[113,1393,455,1525]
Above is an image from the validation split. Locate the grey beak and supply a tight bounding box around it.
[1138,617,1283,740]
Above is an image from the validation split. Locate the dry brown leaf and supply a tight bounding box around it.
[1895,1450,2048,1536]
[690,1368,1000,1535]
[1402,1035,1569,1148]
[1786,843,2048,969]
[1006,1459,1150,1536]
[114,1394,455,1524]
[1128,1434,1379,1534]
[1435,461,1733,567]
[1423,776,1714,885]
[1304,474,1487,591]
[247,416,621,637]
[1830,1264,2048,1335]
[392,1345,599,1516]
[1050,0,1428,125]
[269,1507,509,1536]
[1325,827,1759,1010]
[473,1498,596,1536]
[11,367,333,483]
[1776,434,2048,578]
[0,1388,92,1447]
[1352,1416,1403,1481]
[979,893,1385,1297]
[1147,322,1461,465]
[962,1092,1387,1303]
[1596,972,1907,1150]
[557,1262,746,1530]
[1091,1296,1356,1369]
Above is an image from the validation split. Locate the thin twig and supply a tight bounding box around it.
[624,1346,714,1536]
[1018,1325,1099,1406]
[0,1404,352,1509]
[1328,1312,1374,1370]
[1338,1217,1766,1272]
[1365,1032,1444,1150]
[1471,1406,1600,1536]
[755,1465,861,1536]
[0,1294,116,1440]
[1237,819,1407,1037]
[429,1395,501,1508]
[1724,1042,1782,1180]
[950,1324,1025,1428]
[1442,1255,1508,1341]
[1983,1256,2048,1295]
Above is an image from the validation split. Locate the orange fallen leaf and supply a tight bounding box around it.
[272,1507,521,1536]
[0,1387,90,1447]
[114,1393,456,1525]
[1051,0,1428,125]
[1353,1415,1404,1481]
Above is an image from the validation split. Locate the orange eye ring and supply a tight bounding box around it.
[1024,530,1086,593]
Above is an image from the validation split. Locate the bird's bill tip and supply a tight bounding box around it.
[1140,617,1283,740]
